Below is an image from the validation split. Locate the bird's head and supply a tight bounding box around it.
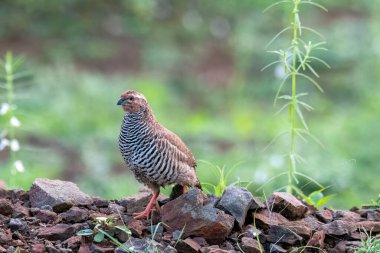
[117,90,148,113]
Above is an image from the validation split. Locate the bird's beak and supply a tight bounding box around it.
[117,97,127,106]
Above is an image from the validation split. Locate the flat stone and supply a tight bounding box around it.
[267,192,308,220]
[175,238,202,253]
[356,220,380,232]
[30,178,93,212]
[322,220,356,236]
[366,210,380,221]
[34,209,58,223]
[60,207,88,223]
[200,245,237,253]
[281,220,312,238]
[241,237,261,253]
[37,223,76,241]
[216,186,255,228]
[267,225,303,244]
[0,199,13,216]
[334,210,362,222]
[64,235,82,250]
[161,189,234,244]
[253,209,289,230]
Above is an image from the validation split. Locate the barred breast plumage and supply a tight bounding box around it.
[117,90,201,219]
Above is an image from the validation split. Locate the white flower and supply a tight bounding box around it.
[14,160,25,173]
[0,103,9,115]
[0,138,10,151]
[10,116,21,127]
[10,139,20,151]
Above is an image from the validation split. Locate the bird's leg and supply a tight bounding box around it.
[183,185,188,194]
[133,191,159,220]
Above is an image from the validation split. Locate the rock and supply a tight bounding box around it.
[30,178,93,212]
[92,196,109,207]
[31,244,46,253]
[161,189,235,243]
[0,246,5,253]
[334,210,362,222]
[253,209,289,230]
[64,235,82,250]
[200,245,237,253]
[303,215,324,230]
[250,196,266,210]
[12,202,30,218]
[307,230,325,249]
[241,237,261,253]
[216,186,255,228]
[175,238,202,253]
[316,208,334,223]
[281,220,312,238]
[322,220,355,236]
[37,223,76,241]
[267,225,303,244]
[90,244,114,253]
[8,218,27,232]
[115,238,177,253]
[34,209,58,223]
[242,224,261,239]
[366,210,380,221]
[356,220,380,232]
[267,192,308,220]
[119,190,152,215]
[269,244,286,253]
[107,202,125,214]
[0,199,13,216]
[127,219,144,237]
[60,207,89,223]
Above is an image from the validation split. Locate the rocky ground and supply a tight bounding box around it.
[0,179,379,253]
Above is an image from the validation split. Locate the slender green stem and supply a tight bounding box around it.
[288,0,300,193]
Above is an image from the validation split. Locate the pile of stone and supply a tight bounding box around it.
[0,178,379,253]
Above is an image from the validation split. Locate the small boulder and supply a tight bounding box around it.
[356,220,380,232]
[30,178,93,212]
[267,192,308,220]
[0,199,14,216]
[241,237,262,253]
[322,220,356,236]
[216,186,255,228]
[33,209,58,223]
[161,189,234,244]
[267,225,303,244]
[60,207,89,223]
[253,209,289,230]
[175,238,202,253]
[119,190,152,215]
[316,208,334,223]
[37,223,76,241]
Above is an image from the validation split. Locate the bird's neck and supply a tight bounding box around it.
[122,109,157,130]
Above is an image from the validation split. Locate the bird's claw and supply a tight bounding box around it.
[132,208,156,220]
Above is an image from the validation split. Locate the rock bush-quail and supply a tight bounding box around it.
[117,90,202,219]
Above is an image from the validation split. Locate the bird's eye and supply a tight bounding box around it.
[128,96,134,101]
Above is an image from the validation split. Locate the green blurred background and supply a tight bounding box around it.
[1,0,379,209]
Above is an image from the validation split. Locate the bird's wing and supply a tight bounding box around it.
[158,127,197,169]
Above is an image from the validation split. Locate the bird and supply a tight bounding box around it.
[117,90,202,219]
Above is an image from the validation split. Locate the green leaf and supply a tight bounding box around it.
[94,232,105,242]
[266,26,292,49]
[77,229,94,236]
[295,104,309,130]
[115,225,132,236]
[300,1,328,12]
[263,0,291,13]
[296,73,324,92]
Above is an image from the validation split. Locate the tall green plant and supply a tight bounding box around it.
[0,52,28,187]
[263,0,330,195]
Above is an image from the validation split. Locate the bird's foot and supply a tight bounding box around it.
[132,208,156,220]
